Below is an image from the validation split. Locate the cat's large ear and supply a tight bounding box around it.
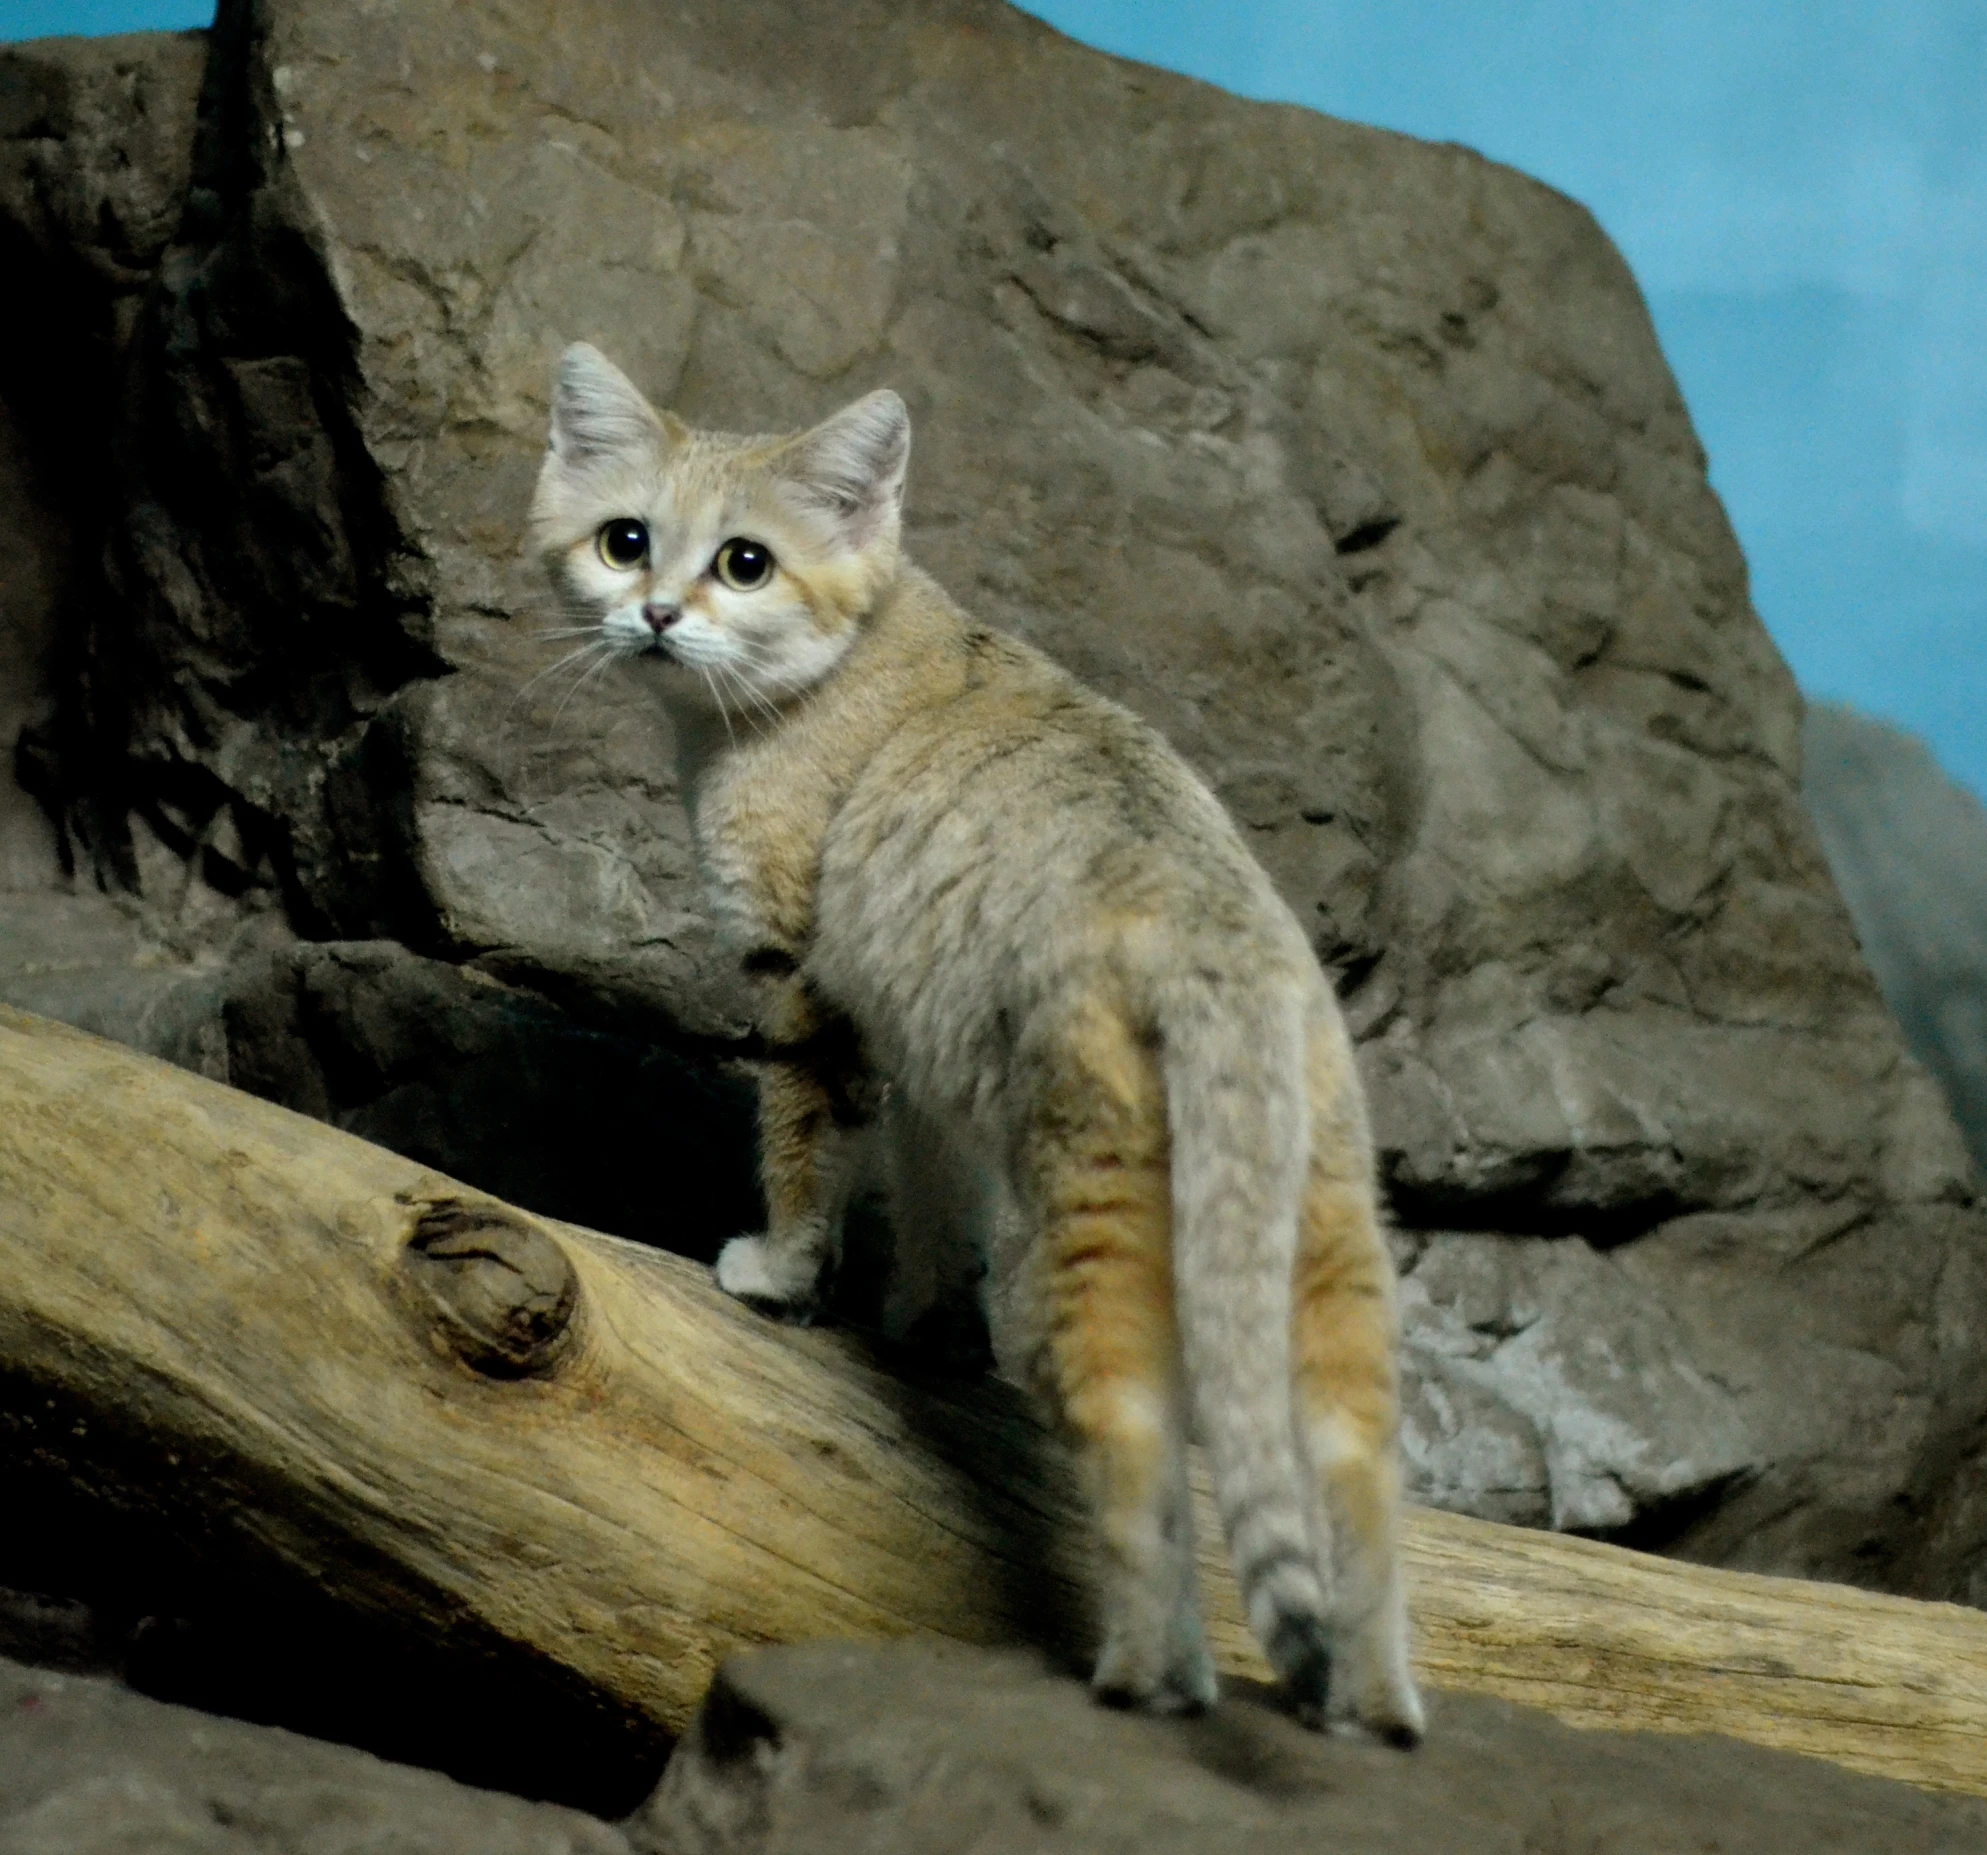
[547,343,675,464]
[778,390,909,549]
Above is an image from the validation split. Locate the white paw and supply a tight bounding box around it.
[714,1234,822,1313]
[1332,1636,1426,1748]
[1091,1637,1218,1717]
[1165,1642,1220,1714]
[1362,1673,1426,1749]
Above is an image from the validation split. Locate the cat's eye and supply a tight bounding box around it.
[712,537,775,591]
[596,519,649,570]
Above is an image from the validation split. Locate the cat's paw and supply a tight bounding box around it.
[1159,1644,1221,1716]
[1331,1666,1425,1749]
[1326,1629,1425,1748]
[1090,1641,1218,1717]
[1311,1636,1422,1747]
[714,1234,822,1321]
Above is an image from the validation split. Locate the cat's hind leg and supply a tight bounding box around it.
[873,1091,998,1374]
[1026,1000,1215,1716]
[1291,1022,1424,1745]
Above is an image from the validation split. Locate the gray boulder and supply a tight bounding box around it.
[1393,1228,1757,1534]
[1804,701,1987,1177]
[0,1651,631,1855]
[630,1638,1987,1854]
[1,1,1984,1602]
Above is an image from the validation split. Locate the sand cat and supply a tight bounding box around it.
[529,344,1423,1743]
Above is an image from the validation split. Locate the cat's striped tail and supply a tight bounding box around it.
[1158,966,1336,1718]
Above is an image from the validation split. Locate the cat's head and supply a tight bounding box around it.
[529,343,909,709]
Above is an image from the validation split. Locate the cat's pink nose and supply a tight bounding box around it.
[643,603,681,634]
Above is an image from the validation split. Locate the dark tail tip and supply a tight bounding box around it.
[1266,1614,1333,1727]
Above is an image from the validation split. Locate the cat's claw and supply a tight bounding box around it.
[715,1233,822,1320]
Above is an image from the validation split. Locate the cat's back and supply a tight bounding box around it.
[811,573,1312,1062]
[829,583,1250,909]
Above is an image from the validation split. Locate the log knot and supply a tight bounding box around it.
[402,1200,579,1376]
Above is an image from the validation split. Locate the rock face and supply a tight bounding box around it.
[0,33,224,1029]
[0,30,206,900]
[0,1651,633,1855]
[2,1,1985,1602]
[631,1640,1987,1855]
[0,34,764,1255]
[1805,702,1987,1178]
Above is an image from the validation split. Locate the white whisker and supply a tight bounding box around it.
[701,667,740,751]
[548,642,626,727]
[506,638,613,724]
[698,636,798,722]
[726,661,785,731]
[713,660,774,737]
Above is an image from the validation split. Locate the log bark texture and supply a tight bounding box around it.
[1,1003,1983,1799]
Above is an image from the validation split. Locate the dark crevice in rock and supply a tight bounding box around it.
[214,940,764,1260]
[1385,1161,1692,1248]
[0,36,206,884]
[64,0,448,938]
[1329,947,1384,997]
[1333,515,1398,556]
[1571,1466,1759,1557]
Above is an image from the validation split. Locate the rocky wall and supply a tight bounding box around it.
[1806,702,1987,1179]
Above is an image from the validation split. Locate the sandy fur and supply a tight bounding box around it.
[530,345,1423,1742]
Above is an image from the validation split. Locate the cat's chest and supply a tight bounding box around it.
[692,763,831,953]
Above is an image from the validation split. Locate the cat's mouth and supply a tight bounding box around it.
[613,626,682,665]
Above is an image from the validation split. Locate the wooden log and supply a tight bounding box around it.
[1,1001,1983,1798]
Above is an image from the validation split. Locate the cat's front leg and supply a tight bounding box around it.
[716,1056,856,1321]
